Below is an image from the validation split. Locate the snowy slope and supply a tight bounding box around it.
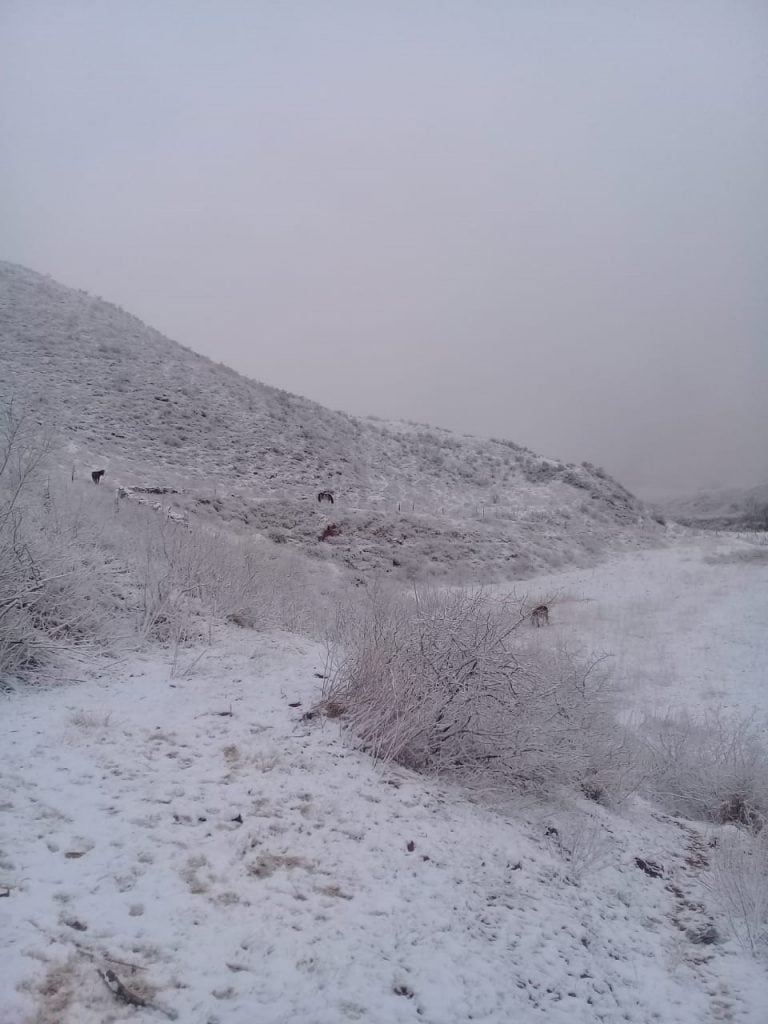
[662,484,768,533]
[0,261,661,581]
[2,537,768,1024]
[497,537,768,720]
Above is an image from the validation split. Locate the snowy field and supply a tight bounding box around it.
[497,535,768,722]
[2,536,768,1023]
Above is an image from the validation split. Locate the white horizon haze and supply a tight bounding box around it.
[1,1,766,498]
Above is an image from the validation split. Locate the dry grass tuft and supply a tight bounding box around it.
[180,854,212,894]
[247,853,310,879]
[69,710,112,729]
[19,956,79,1024]
[316,883,353,900]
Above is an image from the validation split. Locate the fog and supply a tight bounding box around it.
[1,1,765,497]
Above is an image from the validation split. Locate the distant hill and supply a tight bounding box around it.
[0,261,662,580]
[661,483,768,533]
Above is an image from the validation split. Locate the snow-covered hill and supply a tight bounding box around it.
[662,483,768,533]
[0,261,661,581]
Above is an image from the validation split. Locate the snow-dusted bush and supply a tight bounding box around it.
[547,813,614,882]
[708,826,768,956]
[1,403,344,680]
[641,711,768,827]
[108,504,342,645]
[0,406,50,673]
[0,406,117,676]
[323,585,635,800]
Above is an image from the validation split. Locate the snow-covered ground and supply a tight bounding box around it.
[2,537,768,1023]
[498,535,768,722]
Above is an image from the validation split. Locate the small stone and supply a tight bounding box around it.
[687,923,719,945]
[63,918,87,931]
[634,857,664,879]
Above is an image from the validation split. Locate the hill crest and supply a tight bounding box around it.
[0,260,659,579]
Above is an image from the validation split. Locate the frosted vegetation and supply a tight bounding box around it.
[1,262,768,1019]
[0,401,343,677]
[3,396,767,835]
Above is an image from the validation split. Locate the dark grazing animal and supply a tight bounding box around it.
[91,469,106,485]
[531,604,549,627]
[317,490,334,504]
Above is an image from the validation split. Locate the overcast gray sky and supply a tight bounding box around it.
[1,1,766,496]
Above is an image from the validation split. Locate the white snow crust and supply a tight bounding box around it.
[2,538,767,1023]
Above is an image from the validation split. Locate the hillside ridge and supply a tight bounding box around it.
[0,260,660,580]
[662,482,768,533]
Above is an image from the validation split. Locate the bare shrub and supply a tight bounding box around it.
[546,814,613,882]
[129,510,344,649]
[708,826,768,956]
[323,585,634,799]
[1,398,343,680]
[0,404,119,676]
[641,711,768,827]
